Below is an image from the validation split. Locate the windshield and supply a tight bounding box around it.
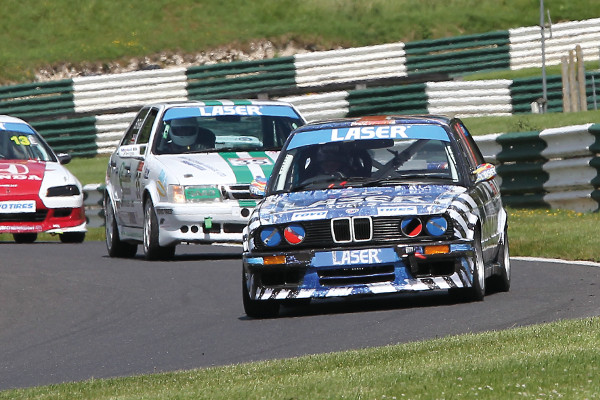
[0,123,56,162]
[270,126,461,193]
[153,105,304,155]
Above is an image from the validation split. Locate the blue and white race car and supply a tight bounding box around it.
[242,115,510,317]
[104,100,305,260]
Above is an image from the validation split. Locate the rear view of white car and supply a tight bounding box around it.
[104,100,305,260]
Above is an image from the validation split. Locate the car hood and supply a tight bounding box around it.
[257,184,468,225]
[0,160,47,196]
[155,151,278,184]
[0,159,81,203]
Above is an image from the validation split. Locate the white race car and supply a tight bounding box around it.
[104,100,306,260]
[0,115,86,243]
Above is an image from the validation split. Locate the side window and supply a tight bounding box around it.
[136,108,158,145]
[452,121,483,169]
[120,108,149,146]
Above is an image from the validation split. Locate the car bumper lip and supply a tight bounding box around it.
[155,203,253,245]
[0,208,86,234]
[243,241,476,300]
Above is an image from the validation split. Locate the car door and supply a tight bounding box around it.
[108,108,150,227]
[450,120,501,258]
[129,107,159,226]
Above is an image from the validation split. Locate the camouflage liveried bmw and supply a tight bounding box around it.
[242,115,510,317]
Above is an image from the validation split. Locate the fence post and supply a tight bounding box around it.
[576,45,588,111]
[561,56,571,112]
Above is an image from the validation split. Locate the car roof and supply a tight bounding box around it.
[294,115,454,133]
[0,114,31,125]
[140,99,301,109]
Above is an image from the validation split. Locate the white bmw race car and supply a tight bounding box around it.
[104,100,306,260]
[0,115,86,243]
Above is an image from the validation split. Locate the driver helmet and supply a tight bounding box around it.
[169,118,198,147]
[316,144,345,173]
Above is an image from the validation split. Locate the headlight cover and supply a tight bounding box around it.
[169,185,221,203]
[46,185,80,197]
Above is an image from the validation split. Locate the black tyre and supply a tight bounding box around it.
[242,271,280,318]
[143,200,175,261]
[13,233,37,243]
[105,195,137,258]
[489,225,511,292]
[59,232,86,243]
[468,227,486,301]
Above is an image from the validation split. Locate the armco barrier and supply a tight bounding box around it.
[474,124,600,212]
[1,18,600,157]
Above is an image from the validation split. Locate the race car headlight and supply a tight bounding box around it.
[169,185,221,203]
[46,185,80,197]
[401,215,449,237]
[425,216,449,236]
[283,224,305,245]
[259,226,282,247]
[400,217,423,237]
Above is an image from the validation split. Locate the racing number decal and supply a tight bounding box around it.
[10,136,31,146]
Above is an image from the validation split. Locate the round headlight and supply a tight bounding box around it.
[400,217,423,237]
[283,224,305,245]
[260,227,282,247]
[425,216,448,236]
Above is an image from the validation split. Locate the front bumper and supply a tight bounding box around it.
[243,241,476,301]
[0,206,87,234]
[155,200,255,245]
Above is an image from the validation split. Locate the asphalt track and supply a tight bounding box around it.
[0,241,598,390]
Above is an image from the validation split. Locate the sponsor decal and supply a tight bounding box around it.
[331,126,408,141]
[229,157,273,166]
[0,225,42,232]
[0,200,36,213]
[291,210,327,221]
[313,247,398,266]
[0,163,42,181]
[198,105,262,117]
[288,124,450,149]
[377,206,418,216]
[163,105,300,121]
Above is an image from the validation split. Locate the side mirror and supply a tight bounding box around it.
[117,144,146,159]
[472,163,497,184]
[56,153,72,165]
[249,176,267,198]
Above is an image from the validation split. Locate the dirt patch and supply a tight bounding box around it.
[34,39,325,81]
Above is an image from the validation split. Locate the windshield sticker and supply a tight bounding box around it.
[164,105,300,121]
[288,124,450,149]
[0,122,36,135]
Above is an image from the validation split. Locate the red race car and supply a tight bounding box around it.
[0,115,86,243]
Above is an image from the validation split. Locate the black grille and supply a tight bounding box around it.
[318,265,395,286]
[332,219,351,242]
[221,184,252,200]
[0,210,48,222]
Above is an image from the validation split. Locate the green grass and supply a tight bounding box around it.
[2,0,600,83]
[2,317,598,399]
[463,109,600,136]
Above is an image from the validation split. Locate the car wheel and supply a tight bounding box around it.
[105,195,137,258]
[468,227,486,301]
[143,200,175,261]
[489,225,511,292]
[242,271,280,318]
[59,232,86,243]
[13,233,37,243]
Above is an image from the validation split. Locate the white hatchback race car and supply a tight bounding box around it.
[104,100,306,260]
[0,115,86,243]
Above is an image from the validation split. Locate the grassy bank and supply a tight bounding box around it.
[2,317,598,399]
[2,0,600,83]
